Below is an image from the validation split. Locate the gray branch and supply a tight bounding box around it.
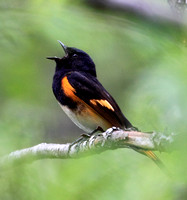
[0,128,174,169]
[86,0,187,25]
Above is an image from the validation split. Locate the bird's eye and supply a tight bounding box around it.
[72,54,78,58]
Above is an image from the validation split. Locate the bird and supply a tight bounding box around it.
[47,41,165,171]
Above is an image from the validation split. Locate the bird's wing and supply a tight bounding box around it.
[62,72,168,174]
[62,71,132,129]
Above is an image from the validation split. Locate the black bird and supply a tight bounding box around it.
[47,41,164,168]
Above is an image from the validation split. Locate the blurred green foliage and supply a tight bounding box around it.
[0,0,187,199]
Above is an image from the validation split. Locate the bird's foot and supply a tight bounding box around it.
[90,126,104,135]
[103,127,120,139]
[124,126,140,132]
[70,133,90,147]
[105,127,120,134]
[68,126,105,152]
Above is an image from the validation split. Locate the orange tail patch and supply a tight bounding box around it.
[144,150,158,162]
[142,150,170,176]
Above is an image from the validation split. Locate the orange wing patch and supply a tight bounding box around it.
[61,77,112,130]
[61,76,77,100]
[90,99,114,111]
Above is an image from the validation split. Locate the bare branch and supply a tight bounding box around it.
[86,0,187,25]
[0,128,174,169]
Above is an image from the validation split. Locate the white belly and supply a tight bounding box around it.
[58,103,110,133]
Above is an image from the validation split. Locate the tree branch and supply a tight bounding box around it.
[86,0,187,25]
[0,128,174,169]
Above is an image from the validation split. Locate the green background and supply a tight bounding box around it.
[0,1,187,199]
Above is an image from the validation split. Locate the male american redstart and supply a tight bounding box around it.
[47,41,166,171]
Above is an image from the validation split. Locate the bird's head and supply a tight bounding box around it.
[47,41,96,77]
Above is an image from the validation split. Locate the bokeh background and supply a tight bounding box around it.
[0,0,187,199]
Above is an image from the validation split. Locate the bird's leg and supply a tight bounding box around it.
[79,126,104,139]
[90,126,104,135]
[124,126,140,132]
[69,126,105,151]
[68,136,85,153]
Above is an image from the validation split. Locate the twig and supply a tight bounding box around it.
[0,128,174,169]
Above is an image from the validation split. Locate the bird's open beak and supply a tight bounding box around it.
[46,40,68,61]
[46,56,58,60]
[57,40,68,56]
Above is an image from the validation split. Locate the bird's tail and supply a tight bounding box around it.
[143,150,164,168]
[133,148,170,176]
